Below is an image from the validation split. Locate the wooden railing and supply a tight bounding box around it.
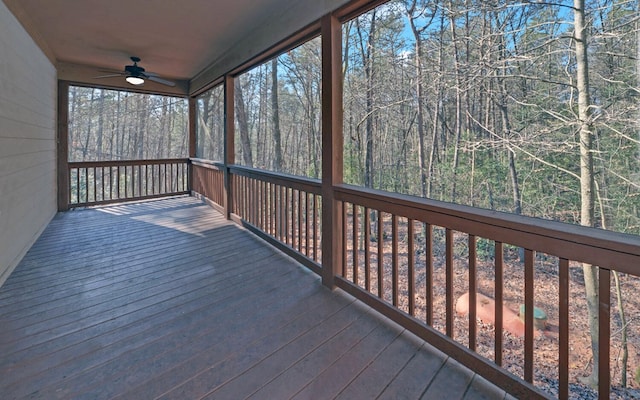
[191,162,322,274]
[334,184,640,399]
[191,159,225,211]
[190,161,640,400]
[67,158,189,208]
[229,166,322,273]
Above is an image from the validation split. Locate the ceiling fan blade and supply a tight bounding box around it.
[94,73,124,79]
[147,75,176,87]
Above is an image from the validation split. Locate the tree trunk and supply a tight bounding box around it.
[235,79,253,167]
[406,1,428,198]
[364,11,376,189]
[271,58,283,171]
[449,4,463,201]
[574,0,599,387]
[427,12,446,199]
[82,89,96,160]
[69,86,77,160]
[96,90,105,159]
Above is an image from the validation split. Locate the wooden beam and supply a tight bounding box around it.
[188,97,197,192]
[223,75,235,220]
[57,81,69,211]
[320,13,343,289]
[188,97,197,158]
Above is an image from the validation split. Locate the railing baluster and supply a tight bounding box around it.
[408,218,415,316]
[273,183,278,239]
[469,234,477,351]
[264,180,268,232]
[171,162,174,193]
[248,177,253,223]
[250,177,254,224]
[281,185,285,242]
[495,241,504,366]
[244,177,249,222]
[285,187,290,245]
[273,183,278,237]
[76,168,81,203]
[378,210,384,299]
[446,228,454,338]
[93,167,97,202]
[353,204,359,285]
[273,184,278,239]
[144,164,148,196]
[254,178,258,225]
[136,165,140,197]
[341,202,347,278]
[524,248,535,383]
[258,179,262,230]
[101,166,106,201]
[297,190,302,252]
[281,183,285,237]
[239,176,244,218]
[392,214,398,307]
[599,267,611,400]
[271,183,278,237]
[264,182,269,233]
[280,185,285,242]
[169,163,173,193]
[364,207,371,292]
[559,257,569,400]
[425,223,433,326]
[84,167,89,203]
[292,189,297,250]
[313,194,318,262]
[68,168,73,204]
[304,193,312,255]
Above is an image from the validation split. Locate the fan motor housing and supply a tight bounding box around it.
[125,65,145,75]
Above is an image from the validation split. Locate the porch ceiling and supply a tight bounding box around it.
[3,0,339,95]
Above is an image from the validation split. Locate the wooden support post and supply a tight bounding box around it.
[224,74,235,220]
[321,13,343,289]
[187,97,197,192]
[57,81,70,211]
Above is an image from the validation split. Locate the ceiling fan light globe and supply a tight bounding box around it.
[126,76,145,85]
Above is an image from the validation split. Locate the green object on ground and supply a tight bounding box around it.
[518,304,548,329]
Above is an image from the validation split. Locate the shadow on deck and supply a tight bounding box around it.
[0,196,512,399]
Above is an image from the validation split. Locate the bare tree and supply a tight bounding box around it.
[574,0,600,387]
[235,78,254,167]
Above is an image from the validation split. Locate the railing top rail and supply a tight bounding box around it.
[69,158,190,168]
[335,184,640,275]
[190,158,224,169]
[228,164,322,195]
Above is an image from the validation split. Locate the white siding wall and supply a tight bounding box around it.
[0,1,57,286]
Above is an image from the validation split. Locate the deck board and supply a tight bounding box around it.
[0,196,507,399]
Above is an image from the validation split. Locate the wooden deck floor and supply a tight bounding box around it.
[0,196,512,400]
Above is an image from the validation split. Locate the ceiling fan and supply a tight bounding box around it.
[95,57,176,87]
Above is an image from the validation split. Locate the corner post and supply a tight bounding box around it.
[188,96,197,192]
[57,81,69,211]
[224,75,236,219]
[321,13,343,289]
